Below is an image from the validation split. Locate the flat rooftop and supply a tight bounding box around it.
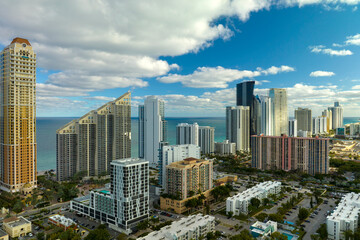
[140,214,214,239]
[111,158,148,166]
[3,216,30,228]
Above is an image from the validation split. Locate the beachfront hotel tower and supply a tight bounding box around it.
[0,38,37,193]
[56,92,131,181]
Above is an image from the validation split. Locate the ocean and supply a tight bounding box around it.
[36,117,360,171]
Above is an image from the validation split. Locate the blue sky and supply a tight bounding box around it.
[1,0,360,117]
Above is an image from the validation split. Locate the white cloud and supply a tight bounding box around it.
[259,65,295,75]
[132,83,360,117]
[157,65,294,88]
[0,0,357,101]
[310,71,335,77]
[346,33,360,46]
[279,0,360,7]
[310,45,353,56]
[84,96,116,101]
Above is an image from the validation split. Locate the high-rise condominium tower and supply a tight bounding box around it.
[269,88,288,136]
[70,158,149,233]
[322,109,332,132]
[198,126,215,154]
[295,108,312,132]
[288,119,297,137]
[328,102,343,129]
[251,135,329,175]
[313,116,327,134]
[254,95,273,136]
[0,38,37,193]
[226,106,250,151]
[236,81,257,136]
[138,96,167,167]
[176,123,199,145]
[56,92,131,181]
[159,144,200,187]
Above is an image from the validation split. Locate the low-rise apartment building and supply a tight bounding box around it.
[327,192,360,240]
[138,214,215,240]
[48,215,77,230]
[226,181,281,215]
[250,220,278,239]
[2,216,31,238]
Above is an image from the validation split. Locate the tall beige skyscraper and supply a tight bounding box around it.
[0,38,37,193]
[295,108,312,132]
[269,88,288,136]
[56,92,131,181]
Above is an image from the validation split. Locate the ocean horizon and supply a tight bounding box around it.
[36,117,360,171]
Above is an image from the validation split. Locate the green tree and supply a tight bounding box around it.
[229,229,254,240]
[250,198,261,208]
[268,213,283,223]
[256,213,268,222]
[12,200,24,213]
[116,233,127,240]
[36,232,45,240]
[263,198,270,206]
[298,208,310,221]
[316,224,328,240]
[85,224,111,240]
[343,229,354,240]
[271,232,287,240]
[136,220,149,231]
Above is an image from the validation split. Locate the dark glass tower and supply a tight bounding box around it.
[236,81,255,106]
[236,81,257,136]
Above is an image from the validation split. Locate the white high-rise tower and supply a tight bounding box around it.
[269,88,288,136]
[139,96,167,167]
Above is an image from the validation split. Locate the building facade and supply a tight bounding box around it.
[295,108,312,132]
[254,95,273,136]
[0,38,37,193]
[288,119,297,137]
[176,123,199,146]
[159,144,200,187]
[327,192,360,240]
[269,88,288,136]
[313,116,327,134]
[48,215,77,230]
[215,140,236,155]
[226,181,281,215]
[329,102,344,130]
[139,96,167,167]
[165,158,213,200]
[198,126,215,154]
[226,106,250,151]
[138,214,215,240]
[322,109,333,131]
[56,92,131,181]
[236,81,257,136]
[2,216,31,238]
[70,158,149,234]
[251,135,329,175]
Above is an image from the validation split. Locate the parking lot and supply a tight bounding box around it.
[302,198,337,239]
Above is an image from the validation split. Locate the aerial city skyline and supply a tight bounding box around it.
[1,1,360,240]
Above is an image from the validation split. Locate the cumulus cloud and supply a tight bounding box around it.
[310,45,353,56]
[134,83,360,117]
[309,71,335,77]
[346,33,360,46]
[157,65,294,88]
[84,96,116,101]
